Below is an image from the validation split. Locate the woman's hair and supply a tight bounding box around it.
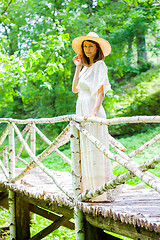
[81,40,104,66]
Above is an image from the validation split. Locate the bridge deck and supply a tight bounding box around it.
[0,168,160,239]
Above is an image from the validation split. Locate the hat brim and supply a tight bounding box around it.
[72,35,111,57]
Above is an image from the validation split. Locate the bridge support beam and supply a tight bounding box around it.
[15,195,30,240]
[84,220,121,240]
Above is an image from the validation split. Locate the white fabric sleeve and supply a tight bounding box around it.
[91,61,111,96]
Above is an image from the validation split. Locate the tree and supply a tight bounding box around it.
[0,23,70,120]
[0,0,159,125]
[0,0,73,123]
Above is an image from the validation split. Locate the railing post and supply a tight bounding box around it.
[30,123,36,159]
[3,147,8,168]
[30,123,36,221]
[9,124,15,179]
[70,121,85,240]
[8,123,16,240]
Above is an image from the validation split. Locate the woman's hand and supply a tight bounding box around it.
[84,113,96,121]
[84,86,104,120]
[73,55,82,68]
[72,55,82,93]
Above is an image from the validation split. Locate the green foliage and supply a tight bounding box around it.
[0,24,72,122]
[0,0,160,136]
[121,91,160,117]
[104,90,119,118]
[0,208,9,226]
[0,208,10,239]
[108,65,160,135]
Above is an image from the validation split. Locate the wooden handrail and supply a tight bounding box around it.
[0,115,160,201]
[1,114,160,125]
[1,115,160,240]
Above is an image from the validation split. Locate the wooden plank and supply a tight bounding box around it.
[117,189,160,198]
[1,169,160,238]
[29,216,67,240]
[105,207,160,216]
[29,204,74,230]
[99,201,160,207]
[115,197,160,202]
[80,203,160,230]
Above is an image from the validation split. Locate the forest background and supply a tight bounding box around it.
[0,0,160,137]
[0,1,160,239]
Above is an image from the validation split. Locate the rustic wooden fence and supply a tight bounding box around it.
[0,115,160,240]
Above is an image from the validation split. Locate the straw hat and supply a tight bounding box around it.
[72,32,111,57]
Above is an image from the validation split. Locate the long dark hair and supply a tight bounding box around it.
[81,40,104,66]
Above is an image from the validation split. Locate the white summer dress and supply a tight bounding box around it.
[76,60,116,202]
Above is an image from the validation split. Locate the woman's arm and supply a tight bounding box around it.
[72,55,82,93]
[84,85,104,120]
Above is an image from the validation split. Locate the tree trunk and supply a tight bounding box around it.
[13,85,25,117]
[136,30,148,67]
[87,0,93,14]
[8,25,19,56]
[127,35,134,67]
[5,24,25,118]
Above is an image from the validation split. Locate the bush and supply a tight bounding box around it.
[109,91,160,136]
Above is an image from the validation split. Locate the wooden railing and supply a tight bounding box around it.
[0,115,160,240]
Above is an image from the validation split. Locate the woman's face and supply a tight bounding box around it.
[83,41,97,60]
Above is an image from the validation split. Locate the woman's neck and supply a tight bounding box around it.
[89,56,94,64]
[88,59,94,67]
[88,63,93,66]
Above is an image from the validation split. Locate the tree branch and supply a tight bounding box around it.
[1,0,13,16]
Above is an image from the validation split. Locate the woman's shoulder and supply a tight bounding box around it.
[93,60,108,71]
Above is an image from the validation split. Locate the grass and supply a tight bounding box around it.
[0,208,10,240]
[1,123,160,239]
[0,212,75,240]
[30,215,75,240]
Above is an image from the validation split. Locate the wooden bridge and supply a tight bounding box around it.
[0,115,160,240]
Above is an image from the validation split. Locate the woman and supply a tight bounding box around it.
[72,32,115,202]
